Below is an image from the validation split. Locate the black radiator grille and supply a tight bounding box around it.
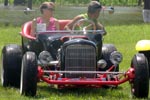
[65,44,96,78]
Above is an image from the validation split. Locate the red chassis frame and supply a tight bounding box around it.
[37,65,135,88]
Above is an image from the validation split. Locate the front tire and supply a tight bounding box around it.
[20,52,37,96]
[130,53,149,98]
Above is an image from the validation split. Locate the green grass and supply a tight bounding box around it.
[0,6,150,100]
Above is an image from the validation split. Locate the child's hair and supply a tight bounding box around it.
[40,2,55,14]
[88,1,102,14]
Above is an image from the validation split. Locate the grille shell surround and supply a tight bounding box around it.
[61,39,97,78]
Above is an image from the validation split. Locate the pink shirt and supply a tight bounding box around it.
[36,17,56,31]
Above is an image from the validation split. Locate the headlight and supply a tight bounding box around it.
[97,59,107,69]
[38,51,53,65]
[110,51,123,65]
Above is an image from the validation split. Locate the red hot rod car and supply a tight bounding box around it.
[1,19,149,98]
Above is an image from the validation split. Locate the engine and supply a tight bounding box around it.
[61,39,97,78]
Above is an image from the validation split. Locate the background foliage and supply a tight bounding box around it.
[0,0,142,6]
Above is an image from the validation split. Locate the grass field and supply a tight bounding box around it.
[0,5,150,100]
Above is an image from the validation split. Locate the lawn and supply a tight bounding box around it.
[0,5,150,100]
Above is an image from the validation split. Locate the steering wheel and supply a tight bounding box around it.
[72,19,96,34]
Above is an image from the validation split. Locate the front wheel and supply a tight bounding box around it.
[130,53,149,98]
[20,52,37,96]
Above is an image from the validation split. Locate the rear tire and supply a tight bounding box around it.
[1,44,22,87]
[20,52,37,96]
[130,53,149,98]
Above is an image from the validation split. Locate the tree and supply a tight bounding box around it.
[138,0,142,6]
[144,0,150,9]
[51,0,55,3]
[4,0,8,6]
[27,0,32,9]
[143,0,150,22]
